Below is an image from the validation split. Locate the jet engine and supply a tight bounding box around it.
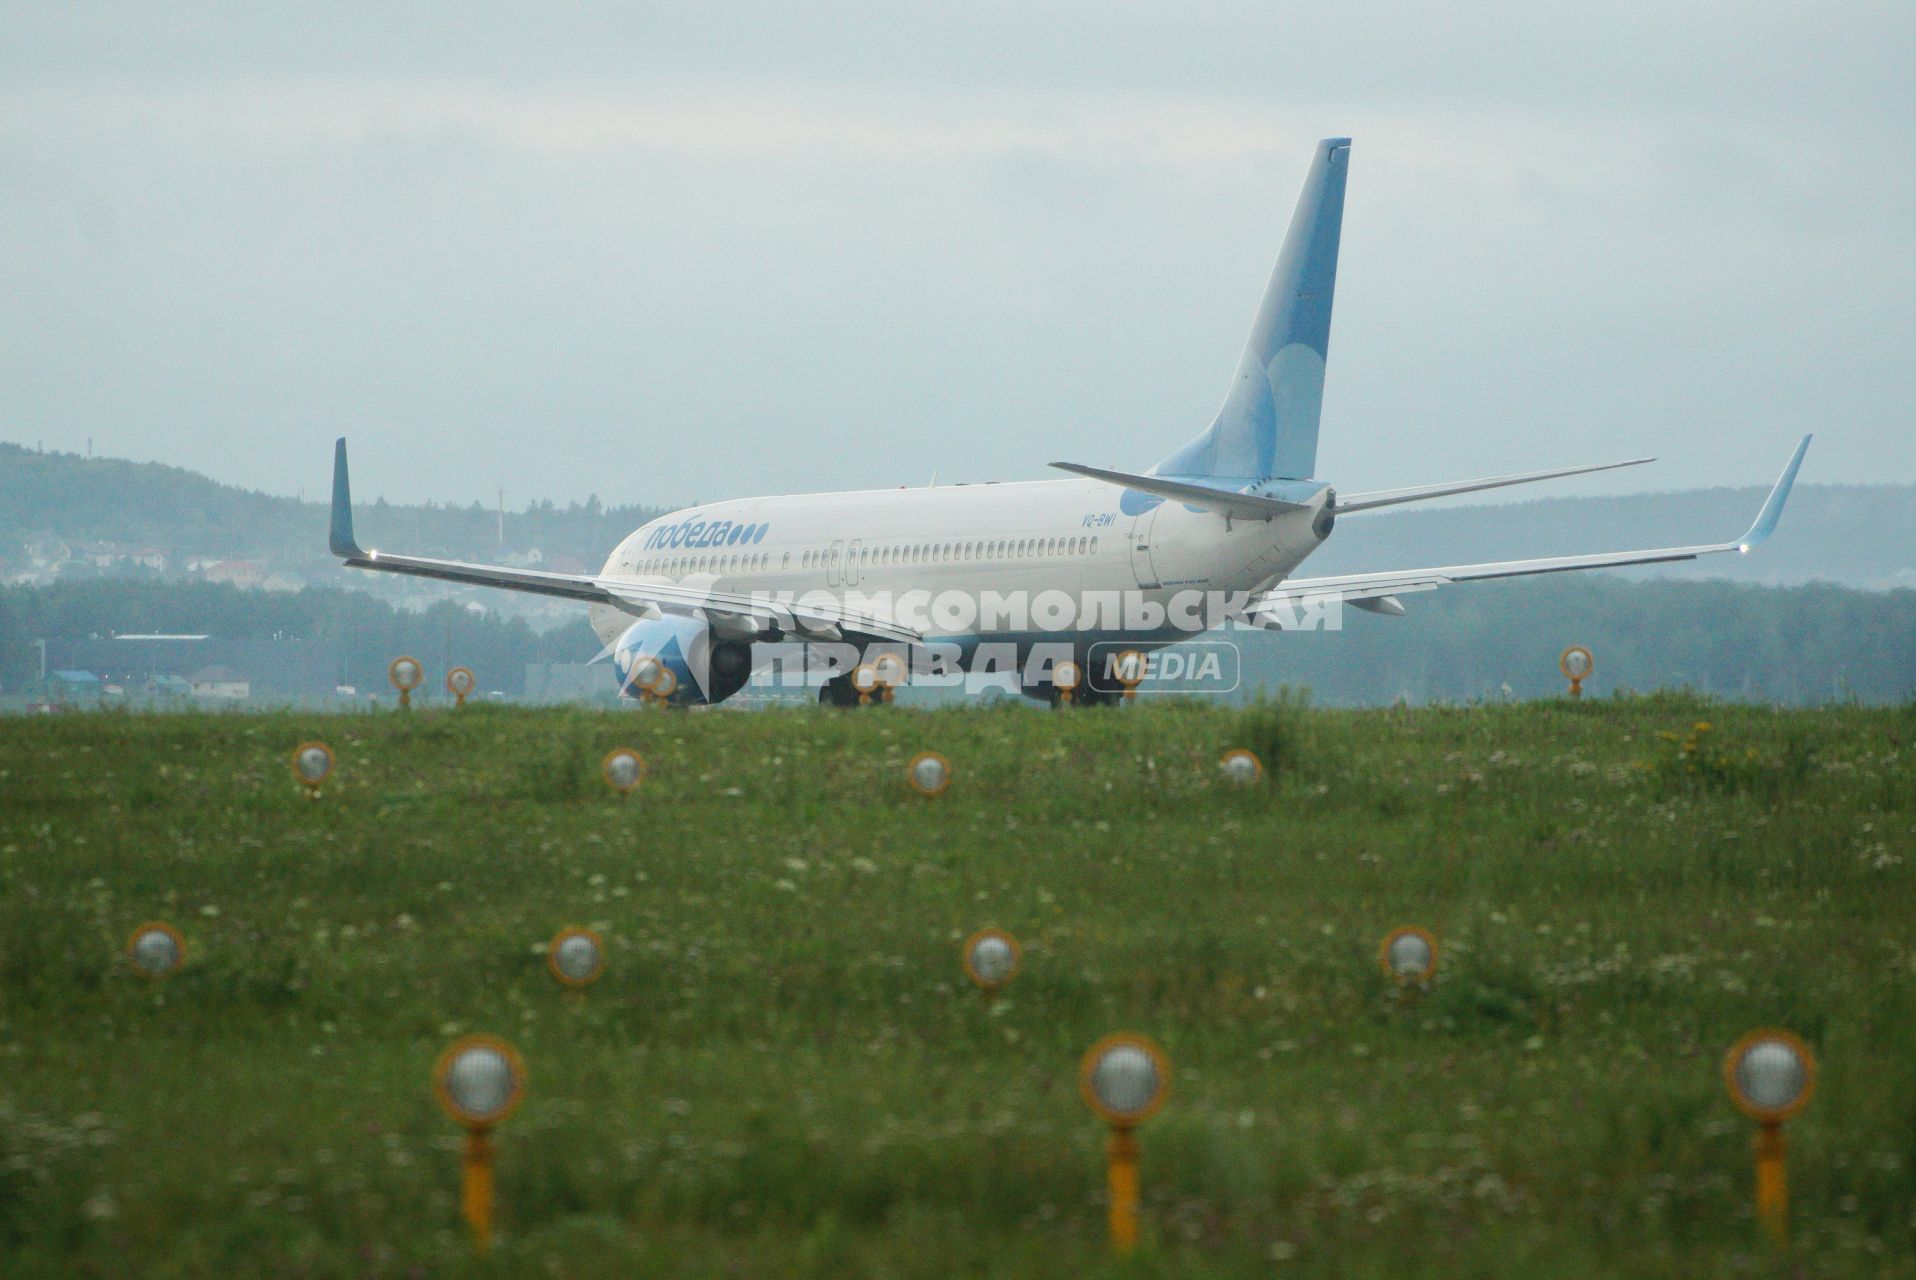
[611,615,754,706]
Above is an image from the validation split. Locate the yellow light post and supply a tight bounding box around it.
[1113,649,1146,702]
[1053,659,1082,707]
[851,663,881,706]
[1724,1029,1816,1248]
[601,748,646,796]
[290,741,334,796]
[906,751,952,797]
[1559,645,1594,699]
[1379,926,1439,1004]
[547,926,607,988]
[388,655,424,709]
[1080,1033,1171,1255]
[446,665,477,707]
[872,652,907,703]
[1219,747,1264,784]
[433,1034,527,1256]
[125,921,186,979]
[961,928,1021,1002]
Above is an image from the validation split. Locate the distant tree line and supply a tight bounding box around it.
[4,573,1911,707]
[0,580,600,696]
[1243,575,1916,706]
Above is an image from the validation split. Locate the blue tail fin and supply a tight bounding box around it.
[1155,138,1350,482]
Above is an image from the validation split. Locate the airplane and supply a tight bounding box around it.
[327,137,1811,707]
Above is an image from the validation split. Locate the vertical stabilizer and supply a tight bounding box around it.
[1156,138,1350,481]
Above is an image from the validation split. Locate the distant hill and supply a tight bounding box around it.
[0,442,669,580]
[1308,482,1914,591]
[3,438,1901,592]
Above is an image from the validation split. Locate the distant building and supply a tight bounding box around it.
[201,559,269,588]
[72,541,166,571]
[188,666,251,699]
[144,673,192,699]
[50,670,103,701]
[60,635,343,701]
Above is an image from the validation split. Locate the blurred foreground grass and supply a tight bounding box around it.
[2,695,1913,1278]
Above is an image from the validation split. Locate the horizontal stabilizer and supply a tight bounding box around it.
[1335,456,1655,514]
[1050,462,1311,520]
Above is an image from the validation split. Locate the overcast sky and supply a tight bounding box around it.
[3,3,1911,509]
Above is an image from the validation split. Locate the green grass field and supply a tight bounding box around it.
[3,697,1912,1278]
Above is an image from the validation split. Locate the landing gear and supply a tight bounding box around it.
[819,674,861,708]
[1022,680,1119,708]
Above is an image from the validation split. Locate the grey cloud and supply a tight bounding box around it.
[1,4,1911,505]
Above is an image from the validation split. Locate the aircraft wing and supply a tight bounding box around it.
[327,439,921,645]
[1250,435,1810,618]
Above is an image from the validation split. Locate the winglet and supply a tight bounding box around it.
[1736,434,1812,551]
[329,437,365,558]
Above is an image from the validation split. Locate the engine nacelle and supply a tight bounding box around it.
[611,616,754,706]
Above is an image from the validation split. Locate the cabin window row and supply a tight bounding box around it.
[802,535,1100,570]
[636,551,772,575]
[635,536,1100,577]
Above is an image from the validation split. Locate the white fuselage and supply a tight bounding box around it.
[588,477,1332,654]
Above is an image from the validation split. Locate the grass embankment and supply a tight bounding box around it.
[1,697,1912,1278]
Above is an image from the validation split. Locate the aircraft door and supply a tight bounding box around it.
[1130,505,1162,589]
[846,539,862,586]
[827,539,844,587]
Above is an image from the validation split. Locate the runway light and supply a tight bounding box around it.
[1379,926,1439,999]
[1559,645,1594,699]
[601,748,646,795]
[126,921,186,979]
[1219,748,1264,784]
[1113,649,1146,702]
[1724,1028,1817,1248]
[1054,659,1082,706]
[547,926,607,988]
[649,667,678,702]
[851,663,881,706]
[433,1034,527,1255]
[872,652,907,702]
[906,751,952,797]
[389,655,425,709]
[962,928,1021,998]
[446,665,477,707]
[1080,1033,1171,1254]
[629,655,664,702]
[291,741,334,794]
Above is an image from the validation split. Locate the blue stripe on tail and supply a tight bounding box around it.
[1155,138,1350,482]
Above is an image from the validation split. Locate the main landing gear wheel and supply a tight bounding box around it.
[819,674,862,708]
